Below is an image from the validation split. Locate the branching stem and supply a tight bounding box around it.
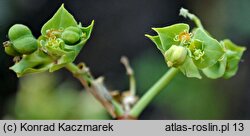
[65,63,124,118]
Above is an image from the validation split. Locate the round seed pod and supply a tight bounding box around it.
[8,24,32,41]
[12,37,38,54]
[8,24,38,54]
[61,26,81,45]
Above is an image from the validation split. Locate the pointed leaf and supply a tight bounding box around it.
[145,34,164,53]
[41,4,77,35]
[80,20,95,40]
[152,23,189,51]
[10,50,53,77]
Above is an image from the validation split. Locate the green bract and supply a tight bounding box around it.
[148,23,190,52]
[147,22,245,79]
[41,4,78,35]
[202,39,246,79]
[192,28,224,69]
[6,4,94,77]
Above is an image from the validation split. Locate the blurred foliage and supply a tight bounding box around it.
[224,0,250,36]
[6,73,109,119]
[133,50,227,119]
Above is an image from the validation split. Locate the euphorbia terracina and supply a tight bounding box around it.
[3,5,246,119]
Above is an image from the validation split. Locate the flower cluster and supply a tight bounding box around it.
[146,23,245,79]
[4,5,94,77]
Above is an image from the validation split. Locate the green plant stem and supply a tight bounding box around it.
[190,14,204,29]
[179,8,204,29]
[130,75,136,96]
[129,68,179,118]
[65,63,82,75]
[111,100,125,117]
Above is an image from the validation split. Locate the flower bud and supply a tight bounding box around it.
[61,26,81,45]
[164,45,187,67]
[8,24,38,54]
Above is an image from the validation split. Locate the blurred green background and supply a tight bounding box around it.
[0,0,249,119]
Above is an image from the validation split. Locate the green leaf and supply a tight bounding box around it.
[192,28,224,69]
[179,56,201,79]
[202,55,227,79]
[152,23,189,51]
[79,21,95,40]
[145,34,164,53]
[41,4,77,35]
[222,39,246,78]
[10,50,53,77]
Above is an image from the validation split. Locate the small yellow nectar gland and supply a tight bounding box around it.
[179,31,191,41]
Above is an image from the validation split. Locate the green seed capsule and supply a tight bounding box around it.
[8,24,38,54]
[12,37,38,54]
[3,41,21,56]
[65,26,82,34]
[164,45,187,67]
[61,26,81,45]
[8,24,32,41]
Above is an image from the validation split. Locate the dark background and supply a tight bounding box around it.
[0,0,250,119]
